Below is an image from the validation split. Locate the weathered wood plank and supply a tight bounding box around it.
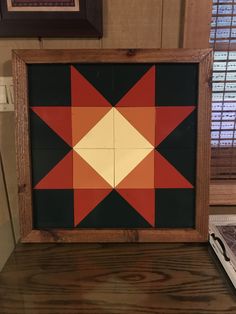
[183,0,212,48]
[162,0,183,48]
[102,0,163,48]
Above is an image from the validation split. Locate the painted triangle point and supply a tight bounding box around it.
[116,150,154,188]
[74,189,112,226]
[73,151,113,188]
[71,66,111,107]
[117,107,155,146]
[31,107,72,146]
[116,66,155,107]
[71,107,111,146]
[155,106,195,146]
[154,151,193,188]
[35,151,73,189]
[117,189,155,226]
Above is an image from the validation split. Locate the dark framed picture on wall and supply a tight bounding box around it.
[13,49,212,243]
[0,0,102,37]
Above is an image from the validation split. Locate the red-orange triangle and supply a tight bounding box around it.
[117,107,155,145]
[116,66,155,107]
[73,151,112,189]
[117,189,155,227]
[32,107,72,146]
[154,151,193,188]
[155,106,195,146]
[74,189,112,226]
[116,150,154,189]
[71,66,111,107]
[35,151,73,189]
[71,107,111,146]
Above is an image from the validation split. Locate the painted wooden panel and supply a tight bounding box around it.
[162,0,183,48]
[27,62,197,231]
[183,0,212,48]
[101,0,163,48]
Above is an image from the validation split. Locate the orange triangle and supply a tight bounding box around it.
[116,150,154,189]
[154,151,193,188]
[74,189,112,226]
[73,151,112,189]
[117,107,155,145]
[116,66,155,107]
[155,106,195,146]
[32,107,72,146]
[117,189,155,226]
[35,151,73,189]
[71,107,111,146]
[71,66,111,107]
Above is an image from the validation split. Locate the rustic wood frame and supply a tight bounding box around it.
[13,49,212,243]
[0,0,102,37]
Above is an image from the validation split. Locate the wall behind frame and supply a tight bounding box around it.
[0,0,212,270]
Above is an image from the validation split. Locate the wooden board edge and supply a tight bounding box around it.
[21,229,207,243]
[12,48,213,64]
[195,50,212,239]
[12,50,33,240]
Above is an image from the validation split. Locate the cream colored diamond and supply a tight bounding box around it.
[115,148,152,186]
[114,109,153,148]
[73,108,154,188]
[74,108,114,149]
[74,148,114,187]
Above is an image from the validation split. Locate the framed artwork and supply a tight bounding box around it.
[13,49,212,243]
[0,0,102,37]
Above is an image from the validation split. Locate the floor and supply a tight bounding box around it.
[0,241,236,314]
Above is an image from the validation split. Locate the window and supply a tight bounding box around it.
[210,0,236,181]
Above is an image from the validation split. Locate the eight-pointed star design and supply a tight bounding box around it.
[32,65,194,227]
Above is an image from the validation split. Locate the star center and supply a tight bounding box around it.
[73,108,154,187]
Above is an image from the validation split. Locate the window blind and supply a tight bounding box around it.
[210,0,236,180]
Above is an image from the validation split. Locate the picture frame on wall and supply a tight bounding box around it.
[0,0,102,37]
[13,49,212,243]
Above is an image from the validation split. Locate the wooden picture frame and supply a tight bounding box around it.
[13,49,212,243]
[0,0,102,37]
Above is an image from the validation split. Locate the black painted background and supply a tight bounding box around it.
[28,63,198,229]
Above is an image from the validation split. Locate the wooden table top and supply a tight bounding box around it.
[0,243,236,314]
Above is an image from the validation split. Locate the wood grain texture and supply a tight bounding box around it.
[13,48,212,63]
[196,50,212,241]
[22,229,206,243]
[183,0,212,48]
[210,181,236,205]
[41,38,101,49]
[162,0,184,48]
[211,148,236,181]
[12,51,33,240]
[210,205,236,215]
[102,0,162,48]
[13,49,212,243]
[0,243,236,314]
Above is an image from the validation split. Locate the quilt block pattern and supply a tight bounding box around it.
[29,63,198,229]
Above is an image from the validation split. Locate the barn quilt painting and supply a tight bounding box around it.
[28,63,198,229]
